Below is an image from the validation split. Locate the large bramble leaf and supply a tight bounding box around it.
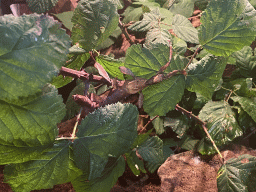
[164,116,190,138]
[142,56,186,116]
[0,84,65,147]
[231,46,256,78]
[199,0,256,56]
[172,36,187,55]
[198,101,243,147]
[171,14,199,44]
[217,154,256,192]
[26,0,59,13]
[125,44,178,79]
[167,0,195,18]
[71,0,119,51]
[72,156,125,192]
[73,103,138,180]
[186,55,228,99]
[232,96,256,122]
[4,140,83,192]
[137,136,164,173]
[0,14,70,102]
[96,55,125,80]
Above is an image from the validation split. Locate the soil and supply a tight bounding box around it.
[1,1,256,192]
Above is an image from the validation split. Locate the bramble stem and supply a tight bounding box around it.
[175,104,224,164]
[71,108,83,138]
[184,46,201,71]
[118,18,135,45]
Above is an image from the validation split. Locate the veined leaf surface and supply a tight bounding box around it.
[217,154,256,192]
[73,103,138,180]
[137,136,164,173]
[232,96,256,122]
[26,0,59,13]
[0,14,70,102]
[172,14,199,44]
[4,140,82,192]
[186,55,227,99]
[199,0,256,56]
[199,101,243,146]
[0,84,65,147]
[71,0,119,51]
[124,44,170,79]
[72,156,125,192]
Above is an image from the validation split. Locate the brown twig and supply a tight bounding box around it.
[184,46,201,71]
[140,115,159,133]
[118,18,135,45]
[175,104,224,164]
[60,67,112,86]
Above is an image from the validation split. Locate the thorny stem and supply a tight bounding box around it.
[184,46,201,71]
[140,115,159,133]
[71,108,83,138]
[118,18,135,45]
[175,104,224,164]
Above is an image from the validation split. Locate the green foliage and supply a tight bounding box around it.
[199,101,243,147]
[71,0,119,51]
[4,140,82,192]
[73,103,138,180]
[186,55,228,99]
[2,0,256,191]
[199,0,256,56]
[137,136,164,173]
[26,0,59,13]
[217,154,256,192]
[0,14,70,102]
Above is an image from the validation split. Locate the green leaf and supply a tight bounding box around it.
[217,154,256,192]
[0,14,70,102]
[143,75,186,116]
[152,116,165,135]
[199,0,256,56]
[53,11,74,31]
[4,140,83,192]
[71,0,119,51]
[179,135,200,151]
[26,0,59,13]
[145,28,172,49]
[186,55,228,99]
[232,96,256,122]
[0,84,65,147]
[0,144,50,165]
[131,129,153,149]
[232,46,256,78]
[128,10,161,32]
[171,14,199,44]
[125,43,181,79]
[125,150,146,176]
[172,36,187,55]
[198,101,243,147]
[197,138,218,155]
[72,156,125,192]
[73,103,138,180]
[96,55,125,80]
[122,6,144,24]
[164,116,190,138]
[167,0,195,18]
[51,53,90,88]
[137,136,164,173]
[95,27,122,50]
